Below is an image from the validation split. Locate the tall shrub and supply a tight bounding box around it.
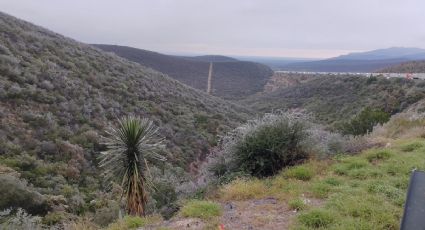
[235,117,308,177]
[210,113,309,178]
[339,108,390,136]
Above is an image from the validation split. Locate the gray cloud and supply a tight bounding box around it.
[1,0,424,58]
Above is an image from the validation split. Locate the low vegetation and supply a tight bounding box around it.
[215,137,424,229]
[106,215,162,230]
[179,200,222,220]
[284,165,314,181]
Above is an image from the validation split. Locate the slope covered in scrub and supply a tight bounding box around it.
[145,106,425,230]
[94,44,273,99]
[379,60,425,73]
[0,11,251,220]
[244,74,425,126]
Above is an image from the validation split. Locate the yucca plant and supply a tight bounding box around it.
[99,116,165,216]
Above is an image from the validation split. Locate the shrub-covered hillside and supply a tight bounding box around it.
[142,98,425,230]
[94,44,273,99]
[379,60,425,73]
[0,11,251,218]
[244,74,425,126]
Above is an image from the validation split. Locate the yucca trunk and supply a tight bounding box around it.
[125,159,148,216]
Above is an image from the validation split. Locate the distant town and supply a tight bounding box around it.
[276,71,425,80]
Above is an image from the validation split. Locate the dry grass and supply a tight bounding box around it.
[212,135,425,229]
[179,200,222,220]
[64,218,99,230]
[105,215,162,230]
[220,178,269,201]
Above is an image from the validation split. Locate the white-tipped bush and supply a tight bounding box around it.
[209,112,310,178]
[208,112,373,182]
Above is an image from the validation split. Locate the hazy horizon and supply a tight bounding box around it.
[1,0,424,58]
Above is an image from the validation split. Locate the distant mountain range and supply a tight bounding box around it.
[94,45,273,99]
[278,47,425,72]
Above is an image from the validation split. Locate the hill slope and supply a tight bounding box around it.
[243,74,425,125]
[0,11,252,214]
[379,60,425,73]
[281,47,425,72]
[93,44,273,99]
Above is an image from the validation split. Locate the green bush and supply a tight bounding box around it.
[234,114,309,177]
[284,165,314,181]
[339,108,390,136]
[42,211,65,225]
[298,209,334,228]
[0,175,50,215]
[180,200,222,220]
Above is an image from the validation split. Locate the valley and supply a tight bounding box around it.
[0,4,425,230]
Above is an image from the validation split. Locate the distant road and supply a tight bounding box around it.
[275,71,425,80]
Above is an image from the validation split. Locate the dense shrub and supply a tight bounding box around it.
[0,175,50,215]
[235,116,308,177]
[339,108,390,136]
[209,113,310,179]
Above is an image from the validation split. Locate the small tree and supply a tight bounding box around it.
[99,116,165,216]
[339,108,390,136]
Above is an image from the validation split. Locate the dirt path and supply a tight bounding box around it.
[207,62,213,94]
[146,197,301,230]
[219,198,297,230]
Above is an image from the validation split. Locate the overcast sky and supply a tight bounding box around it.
[1,0,425,58]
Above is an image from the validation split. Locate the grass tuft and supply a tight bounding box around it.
[400,142,423,152]
[311,181,331,198]
[288,198,307,211]
[220,178,268,201]
[180,200,222,220]
[323,177,342,186]
[106,215,162,230]
[298,209,334,228]
[365,149,392,162]
[284,165,314,181]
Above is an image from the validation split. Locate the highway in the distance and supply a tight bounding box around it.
[275,71,425,80]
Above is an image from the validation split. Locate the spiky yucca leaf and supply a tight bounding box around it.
[99,116,165,216]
